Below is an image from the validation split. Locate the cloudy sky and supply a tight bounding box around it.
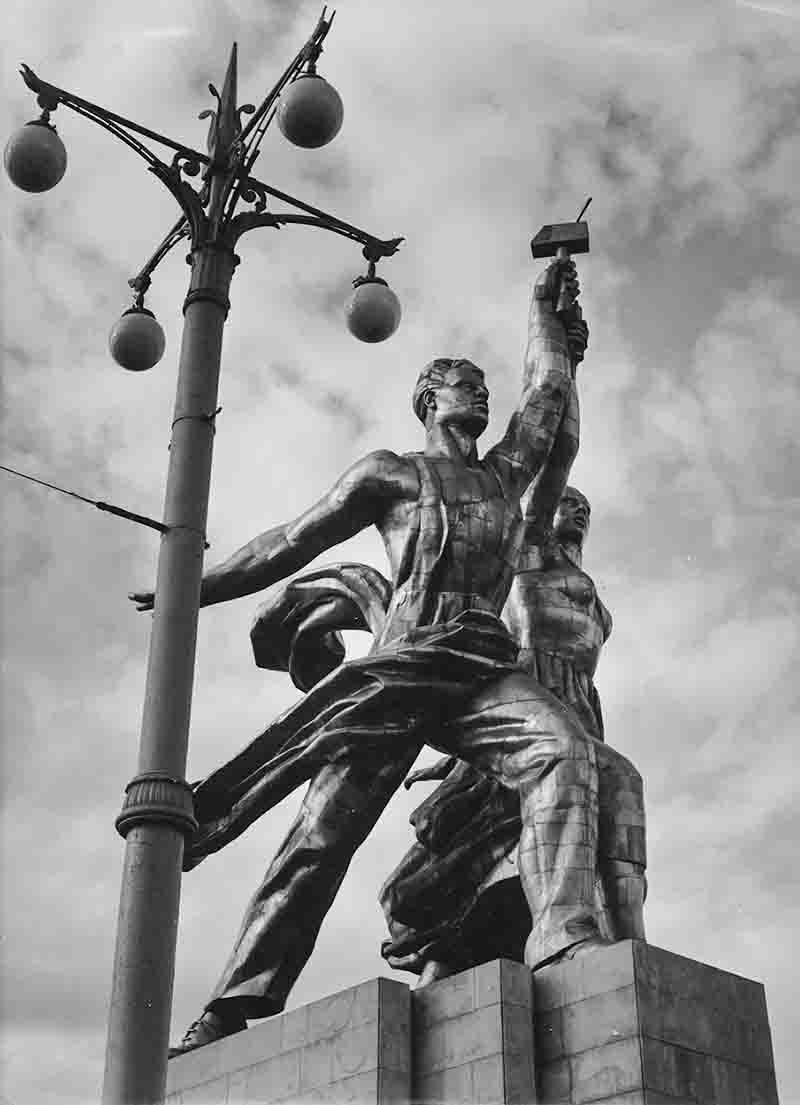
[3,0,800,1101]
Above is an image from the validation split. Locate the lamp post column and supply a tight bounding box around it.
[6,26,403,1104]
[102,238,238,1105]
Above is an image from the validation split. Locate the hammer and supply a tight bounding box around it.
[531,198,591,315]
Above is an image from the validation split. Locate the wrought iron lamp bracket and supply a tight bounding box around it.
[128,217,193,302]
[18,64,211,243]
[17,8,403,314]
[226,170,404,260]
[19,65,210,172]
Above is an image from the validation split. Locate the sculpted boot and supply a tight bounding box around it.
[168,1004,246,1058]
[416,960,457,988]
[601,859,647,940]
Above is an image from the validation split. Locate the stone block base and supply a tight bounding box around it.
[166,977,411,1104]
[166,943,778,1104]
[534,940,778,1104]
[411,959,535,1104]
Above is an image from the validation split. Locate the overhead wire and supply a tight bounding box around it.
[1,463,168,536]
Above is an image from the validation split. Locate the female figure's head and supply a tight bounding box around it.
[553,486,590,546]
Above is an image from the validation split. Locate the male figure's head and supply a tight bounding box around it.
[553,486,590,546]
[413,358,489,438]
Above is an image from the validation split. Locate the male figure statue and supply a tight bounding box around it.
[133,257,594,1055]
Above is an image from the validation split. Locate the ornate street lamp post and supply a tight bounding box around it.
[6,11,403,1103]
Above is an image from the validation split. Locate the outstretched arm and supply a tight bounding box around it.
[485,259,584,498]
[130,450,408,611]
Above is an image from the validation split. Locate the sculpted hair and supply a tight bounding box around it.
[412,357,482,424]
[562,486,591,515]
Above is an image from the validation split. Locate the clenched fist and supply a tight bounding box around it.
[534,257,580,315]
[566,310,589,366]
[129,589,155,612]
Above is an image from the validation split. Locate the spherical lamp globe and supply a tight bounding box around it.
[4,120,67,193]
[109,307,166,372]
[345,278,402,343]
[276,74,343,149]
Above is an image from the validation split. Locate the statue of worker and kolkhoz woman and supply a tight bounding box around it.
[131,240,647,1057]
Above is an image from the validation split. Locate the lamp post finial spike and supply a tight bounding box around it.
[205,42,240,164]
[219,42,239,139]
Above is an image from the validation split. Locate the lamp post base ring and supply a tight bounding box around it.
[115,772,198,838]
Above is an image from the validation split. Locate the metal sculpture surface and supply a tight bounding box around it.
[380,486,646,985]
[133,257,598,1055]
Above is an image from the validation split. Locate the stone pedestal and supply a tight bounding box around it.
[166,977,411,1104]
[411,959,536,1104]
[165,943,778,1104]
[534,940,778,1104]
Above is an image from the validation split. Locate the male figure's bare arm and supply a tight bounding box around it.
[485,259,580,498]
[129,450,414,612]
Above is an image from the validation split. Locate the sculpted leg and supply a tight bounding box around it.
[596,744,647,941]
[517,734,603,965]
[207,749,418,1021]
[435,672,608,969]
